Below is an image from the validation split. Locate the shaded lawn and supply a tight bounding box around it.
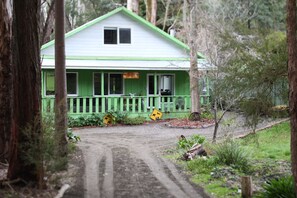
[167,121,291,198]
[239,122,290,161]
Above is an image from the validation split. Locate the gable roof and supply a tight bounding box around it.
[41,6,204,59]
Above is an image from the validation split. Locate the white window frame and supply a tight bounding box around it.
[103,27,132,45]
[93,72,125,96]
[146,73,175,108]
[108,73,125,95]
[103,27,118,45]
[146,73,175,96]
[44,71,79,97]
[44,71,55,97]
[66,72,79,97]
[119,28,131,44]
[93,72,102,96]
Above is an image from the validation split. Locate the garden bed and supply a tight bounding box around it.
[166,118,215,129]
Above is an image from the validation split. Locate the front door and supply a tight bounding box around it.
[147,74,174,109]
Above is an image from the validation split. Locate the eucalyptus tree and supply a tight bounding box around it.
[286,0,297,191]
[8,0,45,188]
[0,0,12,162]
[182,0,201,119]
[55,0,68,166]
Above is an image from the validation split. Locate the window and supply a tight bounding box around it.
[160,75,174,96]
[109,74,123,94]
[104,27,131,44]
[45,71,78,96]
[45,72,55,95]
[94,73,108,95]
[104,28,117,44]
[67,73,78,95]
[119,28,131,44]
[94,73,123,95]
[94,73,102,95]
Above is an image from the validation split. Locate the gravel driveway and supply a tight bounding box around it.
[62,113,285,198]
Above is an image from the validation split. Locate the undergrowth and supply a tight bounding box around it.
[169,121,292,198]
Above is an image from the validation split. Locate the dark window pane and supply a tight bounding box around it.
[148,75,159,95]
[119,28,131,44]
[46,71,55,95]
[67,73,77,95]
[109,74,123,94]
[148,76,154,95]
[104,29,117,44]
[94,73,101,95]
[104,73,108,95]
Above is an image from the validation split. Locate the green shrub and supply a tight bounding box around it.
[213,139,250,172]
[187,157,216,174]
[260,176,295,198]
[177,134,206,150]
[123,116,146,125]
[105,111,128,124]
[68,113,104,127]
[67,128,80,143]
[200,110,214,120]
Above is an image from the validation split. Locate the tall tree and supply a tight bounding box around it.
[55,0,68,163]
[127,0,139,14]
[151,0,157,25]
[8,0,45,188]
[183,0,200,118]
[0,0,12,162]
[41,0,55,44]
[286,0,297,192]
[145,0,157,25]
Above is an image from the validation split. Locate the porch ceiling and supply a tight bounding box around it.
[41,58,213,71]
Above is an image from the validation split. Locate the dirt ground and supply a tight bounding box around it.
[62,113,284,198]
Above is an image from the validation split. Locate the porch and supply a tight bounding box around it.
[42,94,210,118]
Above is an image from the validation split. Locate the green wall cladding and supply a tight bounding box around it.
[42,69,190,97]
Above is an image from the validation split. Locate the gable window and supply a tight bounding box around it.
[119,28,131,44]
[104,27,131,44]
[104,28,117,44]
[45,71,78,96]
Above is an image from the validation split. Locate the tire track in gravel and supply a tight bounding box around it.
[112,147,174,198]
[64,113,286,198]
[76,128,210,198]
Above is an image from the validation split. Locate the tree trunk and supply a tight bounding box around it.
[55,0,68,162]
[241,176,253,198]
[41,0,55,45]
[162,0,171,30]
[286,0,297,192]
[145,0,152,22]
[8,0,45,188]
[151,0,157,25]
[188,0,200,114]
[145,0,157,25]
[127,0,139,14]
[132,0,139,14]
[212,97,220,143]
[0,0,12,162]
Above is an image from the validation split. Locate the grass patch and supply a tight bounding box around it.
[239,122,290,161]
[167,121,291,197]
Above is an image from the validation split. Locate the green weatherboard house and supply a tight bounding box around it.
[41,7,211,119]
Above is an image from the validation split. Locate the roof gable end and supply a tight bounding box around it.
[41,7,204,58]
